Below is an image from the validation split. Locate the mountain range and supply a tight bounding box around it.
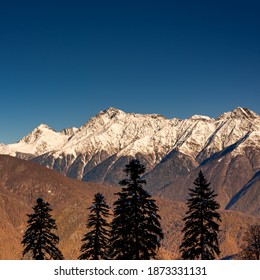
[0,107,260,217]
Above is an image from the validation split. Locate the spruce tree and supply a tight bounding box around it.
[79,193,110,260]
[22,197,64,260]
[110,193,131,259]
[110,159,163,260]
[180,171,221,260]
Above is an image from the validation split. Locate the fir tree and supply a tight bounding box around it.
[79,193,110,260]
[110,192,131,259]
[22,197,64,260]
[110,159,163,260]
[180,171,221,260]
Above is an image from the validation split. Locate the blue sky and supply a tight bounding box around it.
[0,0,259,143]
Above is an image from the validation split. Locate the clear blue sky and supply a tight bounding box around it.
[0,0,259,143]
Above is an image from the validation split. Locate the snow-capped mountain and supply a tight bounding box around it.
[0,107,259,215]
[2,107,258,160]
[0,124,75,157]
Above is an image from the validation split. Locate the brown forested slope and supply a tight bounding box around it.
[0,155,258,259]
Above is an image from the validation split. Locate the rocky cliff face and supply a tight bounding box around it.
[0,107,259,215]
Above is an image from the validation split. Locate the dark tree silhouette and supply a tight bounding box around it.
[110,192,131,259]
[240,224,260,260]
[180,171,221,260]
[110,159,163,260]
[22,197,64,260]
[79,193,110,260]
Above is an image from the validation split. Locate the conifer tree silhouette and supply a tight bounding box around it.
[22,197,64,260]
[180,171,221,260]
[110,159,163,259]
[79,193,110,260]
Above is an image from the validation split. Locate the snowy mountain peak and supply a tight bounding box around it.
[98,107,126,119]
[19,124,55,144]
[36,124,52,130]
[231,107,257,119]
[82,107,126,129]
[104,107,123,114]
[0,123,71,156]
[218,107,258,120]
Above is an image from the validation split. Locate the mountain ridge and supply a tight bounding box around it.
[1,106,258,159]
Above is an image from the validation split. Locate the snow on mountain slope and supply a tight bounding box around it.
[39,107,259,162]
[60,108,175,158]
[0,124,74,156]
